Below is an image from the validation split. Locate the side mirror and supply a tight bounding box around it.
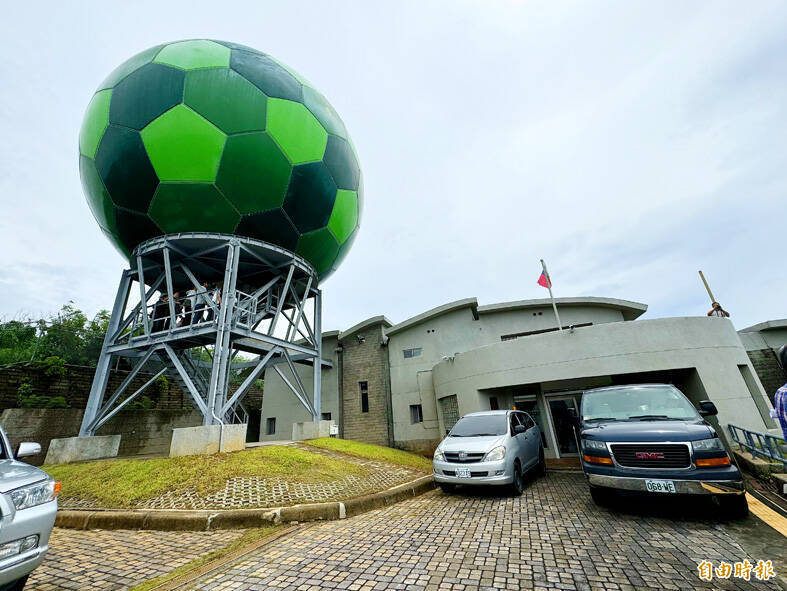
[698,400,718,417]
[16,442,41,459]
[514,424,526,434]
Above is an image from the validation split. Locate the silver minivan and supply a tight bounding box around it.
[433,410,546,495]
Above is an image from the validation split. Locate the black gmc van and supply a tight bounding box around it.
[572,384,748,517]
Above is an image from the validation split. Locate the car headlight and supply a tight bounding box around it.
[433,449,445,461]
[484,446,506,462]
[582,439,607,453]
[692,438,724,452]
[10,478,60,510]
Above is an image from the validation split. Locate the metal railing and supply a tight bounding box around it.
[728,424,787,468]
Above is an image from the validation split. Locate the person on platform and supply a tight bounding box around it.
[192,281,210,325]
[707,301,730,318]
[771,345,787,441]
[151,294,168,333]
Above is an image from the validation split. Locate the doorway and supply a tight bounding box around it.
[547,395,580,456]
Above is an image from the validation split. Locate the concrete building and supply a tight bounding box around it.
[259,296,786,460]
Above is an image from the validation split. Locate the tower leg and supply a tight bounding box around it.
[79,271,132,436]
[313,288,322,421]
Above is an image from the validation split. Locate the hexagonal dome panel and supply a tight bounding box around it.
[141,105,226,182]
[95,125,159,213]
[153,39,230,70]
[215,132,291,214]
[79,39,362,282]
[184,68,267,134]
[109,63,185,130]
[149,183,240,234]
[267,99,327,164]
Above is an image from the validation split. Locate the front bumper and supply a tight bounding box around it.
[433,459,512,485]
[587,473,745,495]
[0,498,57,586]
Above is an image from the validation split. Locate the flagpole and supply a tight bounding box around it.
[540,259,563,331]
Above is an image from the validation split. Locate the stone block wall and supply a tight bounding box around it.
[340,324,392,447]
[0,407,202,465]
[0,362,263,414]
[747,349,786,401]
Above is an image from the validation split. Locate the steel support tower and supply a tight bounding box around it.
[79,233,324,437]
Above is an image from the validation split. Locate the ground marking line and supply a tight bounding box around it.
[746,492,787,538]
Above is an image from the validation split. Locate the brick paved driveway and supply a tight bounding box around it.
[28,472,786,590]
[27,529,243,590]
[190,472,784,591]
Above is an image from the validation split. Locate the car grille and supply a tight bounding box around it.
[610,444,691,468]
[442,470,488,477]
[443,452,485,463]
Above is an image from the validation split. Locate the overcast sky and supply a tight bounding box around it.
[0,1,784,332]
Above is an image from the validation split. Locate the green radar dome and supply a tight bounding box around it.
[79,39,362,280]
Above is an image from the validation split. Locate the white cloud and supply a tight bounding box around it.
[0,1,784,331]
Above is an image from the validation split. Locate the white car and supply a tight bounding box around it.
[0,426,59,591]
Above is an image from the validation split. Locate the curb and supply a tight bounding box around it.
[55,475,435,532]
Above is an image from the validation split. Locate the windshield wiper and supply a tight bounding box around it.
[585,417,617,422]
[629,415,672,420]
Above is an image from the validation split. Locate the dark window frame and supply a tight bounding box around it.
[410,404,423,424]
[360,381,369,413]
[266,417,276,435]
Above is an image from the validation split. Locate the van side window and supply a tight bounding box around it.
[523,413,535,429]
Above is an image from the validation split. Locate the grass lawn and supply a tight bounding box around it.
[303,438,432,472]
[129,525,281,591]
[45,446,367,508]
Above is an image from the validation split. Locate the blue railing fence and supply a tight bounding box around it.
[727,424,787,468]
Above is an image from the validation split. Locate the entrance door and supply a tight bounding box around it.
[548,397,580,456]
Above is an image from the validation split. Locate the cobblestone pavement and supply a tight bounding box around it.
[189,472,785,591]
[27,528,243,590]
[59,444,424,511]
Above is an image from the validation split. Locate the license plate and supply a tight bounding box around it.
[455,467,471,478]
[645,479,676,493]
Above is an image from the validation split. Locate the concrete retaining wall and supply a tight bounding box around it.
[169,424,248,457]
[45,435,121,464]
[292,420,333,440]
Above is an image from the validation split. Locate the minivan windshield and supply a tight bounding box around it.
[449,414,508,437]
[582,386,698,422]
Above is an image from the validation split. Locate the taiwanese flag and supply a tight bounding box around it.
[537,271,551,289]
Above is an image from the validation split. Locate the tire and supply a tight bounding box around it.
[0,575,29,591]
[719,494,749,519]
[590,486,611,506]
[439,483,456,494]
[511,461,524,496]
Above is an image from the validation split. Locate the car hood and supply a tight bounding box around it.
[439,435,505,453]
[0,459,50,493]
[581,419,714,442]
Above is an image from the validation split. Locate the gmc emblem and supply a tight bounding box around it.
[635,451,665,460]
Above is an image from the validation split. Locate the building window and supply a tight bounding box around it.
[410,404,423,423]
[360,381,369,413]
[403,347,422,359]
[321,412,332,421]
[266,417,276,435]
[489,397,499,410]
